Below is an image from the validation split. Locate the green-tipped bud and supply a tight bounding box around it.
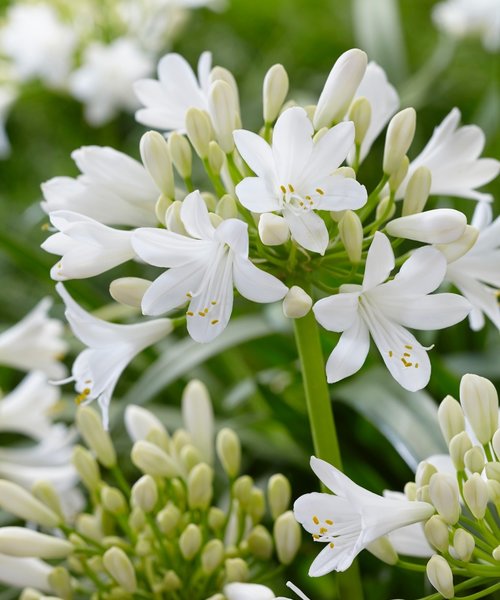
[103,547,137,593]
[208,141,225,174]
[20,590,43,600]
[210,213,223,228]
[186,108,213,158]
[129,507,146,533]
[438,395,465,444]
[0,480,60,528]
[263,64,289,124]
[464,446,485,474]
[402,166,432,216]
[375,195,396,222]
[155,193,173,226]
[109,277,151,309]
[338,210,363,264]
[179,524,202,560]
[131,475,158,513]
[435,226,479,263]
[416,461,438,488]
[494,429,500,460]
[201,539,224,574]
[157,503,181,535]
[166,200,188,236]
[208,80,238,153]
[274,510,300,565]
[416,484,431,504]
[247,525,273,560]
[486,462,500,483]
[426,555,454,599]
[140,130,174,197]
[233,476,254,509]
[388,155,409,194]
[453,528,475,562]
[487,479,500,505]
[383,108,416,176]
[463,473,489,519]
[168,133,192,179]
[258,213,289,246]
[202,191,218,212]
[163,570,182,591]
[76,406,116,468]
[101,486,127,516]
[76,514,102,542]
[460,374,499,445]
[0,527,72,559]
[424,515,449,553]
[216,195,238,219]
[48,566,72,599]
[349,96,371,146]
[172,429,191,454]
[493,546,500,561]
[131,440,180,478]
[180,444,202,472]
[429,473,460,524]
[188,463,213,510]
[208,507,226,532]
[146,428,171,454]
[282,286,312,319]
[32,481,64,522]
[248,488,265,523]
[268,474,291,520]
[366,536,398,565]
[449,431,472,471]
[404,481,417,501]
[335,166,356,179]
[224,557,248,583]
[210,66,240,112]
[216,428,241,478]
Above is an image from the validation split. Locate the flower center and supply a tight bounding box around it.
[279,183,323,214]
[311,514,335,548]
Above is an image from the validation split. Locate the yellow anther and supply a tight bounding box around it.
[315,188,325,195]
[198,312,206,317]
[329,542,335,548]
[211,319,219,325]
[186,292,193,298]
[325,519,333,525]
[75,388,90,405]
[288,184,295,193]
[299,201,304,206]
[313,534,319,540]
[305,195,311,200]
[403,352,411,357]
[312,516,319,525]
[280,185,287,194]
[319,527,327,534]
[211,300,217,305]
[186,311,194,316]
[405,345,413,350]
[388,350,393,358]
[415,363,419,368]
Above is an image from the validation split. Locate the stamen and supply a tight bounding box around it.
[319,527,327,534]
[211,319,219,325]
[312,516,319,525]
[211,300,217,305]
[280,185,287,194]
[312,534,319,540]
[415,363,419,368]
[186,311,194,316]
[288,184,295,192]
[75,388,91,405]
[315,188,325,195]
[403,352,411,357]
[388,350,393,358]
[405,345,413,350]
[329,542,335,548]
[198,312,206,317]
[325,519,333,525]
[186,292,192,298]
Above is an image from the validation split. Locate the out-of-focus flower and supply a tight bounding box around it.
[0,555,52,592]
[0,84,17,157]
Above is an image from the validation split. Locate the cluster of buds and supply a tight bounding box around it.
[0,380,300,599]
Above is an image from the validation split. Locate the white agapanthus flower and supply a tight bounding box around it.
[397,108,500,203]
[132,190,288,343]
[294,457,435,576]
[0,298,67,378]
[134,51,212,131]
[444,202,500,331]
[234,107,367,254]
[0,554,52,592]
[69,38,152,126]
[0,4,76,87]
[223,582,309,600]
[42,211,136,281]
[41,146,158,227]
[432,0,500,52]
[56,283,173,427]
[0,84,17,157]
[313,232,471,391]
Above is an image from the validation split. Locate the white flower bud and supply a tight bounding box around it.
[208,141,225,174]
[386,209,467,244]
[464,447,485,474]
[487,479,500,504]
[32,481,64,521]
[182,379,214,464]
[349,96,371,146]
[168,133,192,179]
[493,429,500,460]
[313,49,368,129]
[19,590,43,600]
[188,463,213,510]
[210,66,240,114]
[263,64,289,124]
[233,475,253,508]
[258,213,290,246]
[247,525,273,560]
[282,286,312,319]
[48,566,72,599]
[201,539,224,574]
[72,445,101,491]
[460,374,499,445]
[179,524,202,560]
[101,486,127,516]
[0,528,72,559]
[180,444,202,471]
[131,441,180,478]
[103,547,137,593]
[248,488,266,524]
[209,80,238,153]
[375,196,395,222]
[402,166,432,216]
[157,503,181,535]
[463,473,489,519]
[208,506,226,532]
[404,481,417,501]
[209,213,223,229]
[486,462,500,483]
[366,536,398,565]
[416,461,438,488]
[109,277,152,309]
[493,546,500,561]
[426,555,454,599]
[140,131,174,197]
[216,194,238,219]
[268,473,291,520]
[216,428,241,478]
[186,108,213,158]
[383,108,416,176]
[429,473,460,524]
[388,155,409,194]
[438,395,465,444]
[166,200,188,235]
[417,484,432,504]
[125,404,169,445]
[76,406,116,468]
[163,570,182,591]
[449,431,472,471]
[274,511,301,565]
[155,193,173,225]
[132,475,158,513]
[435,226,479,263]
[424,515,450,552]
[339,210,363,264]
[76,514,102,542]
[225,557,248,582]
[0,481,60,528]
[453,529,475,562]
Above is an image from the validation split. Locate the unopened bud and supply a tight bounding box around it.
[31,481,64,521]
[463,473,489,519]
[335,166,356,179]
[417,484,431,504]
[216,428,241,478]
[263,64,289,124]
[460,374,499,445]
[492,546,500,561]
[208,507,226,532]
[132,475,158,513]
[258,213,290,246]
[426,555,454,599]
[48,566,72,599]
[268,474,291,519]
[166,200,188,235]
[464,447,485,474]
[366,536,398,565]
[0,481,60,528]
[180,444,202,471]
[140,131,174,197]
[76,514,102,541]
[247,525,273,560]
[404,481,417,501]
[168,133,192,179]
[216,195,238,219]
[131,441,180,478]
[110,277,151,309]
[248,488,266,523]
[201,539,224,574]
[388,155,409,194]
[101,487,127,516]
[20,590,42,600]
[282,286,312,319]
[339,210,363,264]
[225,557,248,582]
[429,473,460,524]
[147,428,171,454]
[386,209,467,244]
[125,404,168,444]
[233,475,253,508]
[103,547,136,593]
[486,462,500,483]
[438,395,465,444]
[208,141,225,174]
[0,528,72,559]
[202,192,218,212]
[402,166,432,216]
[383,108,416,176]
[157,503,181,535]
[72,445,101,491]
[76,406,116,468]
[209,80,238,153]
[188,463,213,510]
[424,515,449,552]
[163,570,182,591]
[274,510,301,565]
[416,461,438,488]
[155,193,173,226]
[349,96,371,146]
[487,479,500,504]
[186,108,213,158]
[449,431,472,471]
[436,225,479,264]
[210,66,240,112]
[179,524,202,560]
[375,196,395,222]
[453,529,475,562]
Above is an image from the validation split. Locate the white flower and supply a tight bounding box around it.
[223,582,309,600]
[41,146,158,227]
[0,4,76,87]
[234,107,367,254]
[69,38,152,126]
[0,298,67,378]
[132,190,288,343]
[134,51,212,131]
[56,283,173,427]
[313,232,471,391]
[396,108,500,203]
[445,202,500,330]
[432,0,500,52]
[294,457,435,575]
[42,211,136,281]
[0,84,17,158]
[0,554,52,592]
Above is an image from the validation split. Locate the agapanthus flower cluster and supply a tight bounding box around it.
[41,48,500,426]
[0,380,301,598]
[294,373,500,600]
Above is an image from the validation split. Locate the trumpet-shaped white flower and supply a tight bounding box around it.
[132,190,288,343]
[41,146,158,227]
[0,84,16,158]
[0,554,52,592]
[0,298,67,378]
[42,211,136,281]
[56,284,173,427]
[313,232,471,391]
[294,457,435,575]
[445,202,500,330]
[69,38,152,126]
[397,108,500,203]
[234,107,367,254]
[134,51,212,131]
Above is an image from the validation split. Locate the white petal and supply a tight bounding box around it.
[215,219,249,256]
[313,176,367,212]
[313,292,360,333]
[132,228,213,268]
[197,51,212,95]
[272,107,313,184]
[447,272,500,331]
[309,457,376,500]
[233,129,276,181]
[388,246,446,295]
[308,533,360,575]
[235,177,281,213]
[388,523,433,558]
[324,317,370,384]
[293,492,337,534]
[284,208,329,255]
[0,554,52,592]
[386,209,467,244]
[224,583,275,600]
[181,190,215,240]
[362,232,394,291]
[233,255,288,303]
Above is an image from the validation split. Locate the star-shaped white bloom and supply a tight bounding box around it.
[41,145,159,227]
[294,457,435,576]
[132,191,288,343]
[445,202,500,331]
[42,211,136,281]
[134,51,212,131]
[396,108,500,203]
[0,298,67,378]
[234,107,367,254]
[56,284,173,427]
[313,232,471,391]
